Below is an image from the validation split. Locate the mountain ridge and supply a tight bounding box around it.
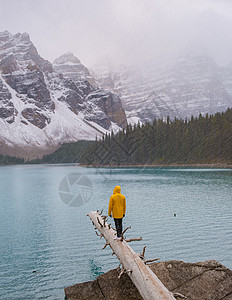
[91,55,232,123]
[0,31,127,159]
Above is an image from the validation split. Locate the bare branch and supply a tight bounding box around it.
[139,246,146,260]
[142,246,146,258]
[118,268,125,279]
[122,226,131,235]
[118,268,132,279]
[125,237,142,242]
[144,258,160,264]
[95,231,103,238]
[102,242,109,250]
[173,292,187,299]
[97,217,103,227]
[121,226,132,240]
[99,209,104,215]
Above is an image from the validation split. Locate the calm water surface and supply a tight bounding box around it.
[0,165,232,299]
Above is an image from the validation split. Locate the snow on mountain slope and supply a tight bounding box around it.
[91,56,232,123]
[0,71,107,158]
[0,31,127,158]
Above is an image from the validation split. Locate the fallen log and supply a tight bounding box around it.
[88,210,175,300]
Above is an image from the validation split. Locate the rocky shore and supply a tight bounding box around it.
[65,260,232,300]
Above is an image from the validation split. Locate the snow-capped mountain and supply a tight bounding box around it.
[0,31,127,158]
[53,52,96,86]
[1,30,231,159]
[91,56,232,123]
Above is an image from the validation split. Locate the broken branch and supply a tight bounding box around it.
[139,246,146,260]
[173,292,187,299]
[97,217,103,227]
[142,246,146,257]
[144,258,160,264]
[121,226,132,240]
[102,242,109,250]
[95,231,103,238]
[125,237,142,242]
[118,268,125,279]
[122,226,131,235]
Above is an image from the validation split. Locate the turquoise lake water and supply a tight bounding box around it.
[0,165,232,299]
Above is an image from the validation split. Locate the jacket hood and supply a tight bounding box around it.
[113,186,121,194]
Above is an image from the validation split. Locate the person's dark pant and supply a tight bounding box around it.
[114,218,123,237]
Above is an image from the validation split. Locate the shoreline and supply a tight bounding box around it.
[1,162,232,168]
[65,260,232,300]
[78,163,232,169]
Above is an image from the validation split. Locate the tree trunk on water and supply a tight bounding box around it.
[88,211,175,300]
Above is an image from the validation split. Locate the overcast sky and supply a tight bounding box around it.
[1,0,232,68]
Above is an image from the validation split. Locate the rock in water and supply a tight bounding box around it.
[64,260,232,300]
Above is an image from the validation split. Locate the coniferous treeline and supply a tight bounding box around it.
[0,141,93,165]
[29,140,94,164]
[80,109,232,165]
[0,154,24,165]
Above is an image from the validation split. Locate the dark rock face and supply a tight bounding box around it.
[0,103,15,120]
[52,53,127,130]
[21,108,51,129]
[86,90,127,129]
[0,77,16,121]
[5,68,54,110]
[46,71,127,130]
[87,90,127,129]
[64,260,232,300]
[0,31,54,128]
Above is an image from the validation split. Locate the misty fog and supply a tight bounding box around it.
[0,0,232,69]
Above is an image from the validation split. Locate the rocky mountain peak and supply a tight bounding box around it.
[0,31,127,159]
[0,31,53,73]
[53,52,81,65]
[53,52,96,85]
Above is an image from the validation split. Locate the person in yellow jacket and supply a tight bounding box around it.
[108,186,126,240]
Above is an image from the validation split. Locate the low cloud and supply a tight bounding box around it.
[0,0,232,67]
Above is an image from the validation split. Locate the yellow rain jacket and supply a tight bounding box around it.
[108,186,126,219]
